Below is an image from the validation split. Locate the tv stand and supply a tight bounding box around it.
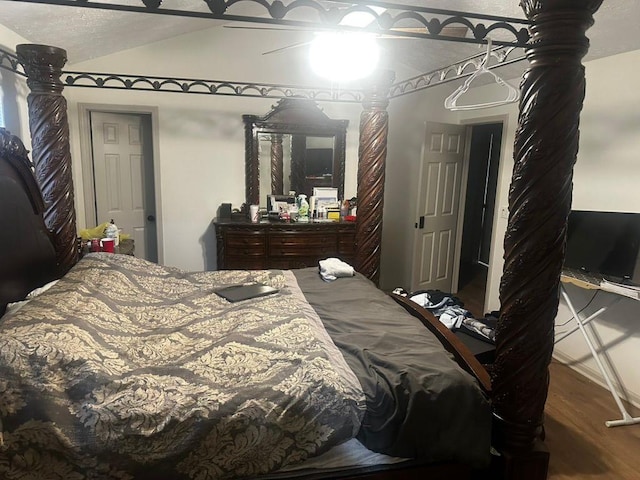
[558,272,640,427]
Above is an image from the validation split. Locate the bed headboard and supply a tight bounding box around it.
[0,128,58,315]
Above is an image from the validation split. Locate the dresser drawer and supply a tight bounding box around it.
[225,242,266,256]
[269,244,337,257]
[226,233,266,248]
[225,230,266,256]
[338,233,355,254]
[269,234,337,247]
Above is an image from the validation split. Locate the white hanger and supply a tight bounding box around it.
[444,39,520,111]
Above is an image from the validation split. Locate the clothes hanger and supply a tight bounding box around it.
[444,39,520,111]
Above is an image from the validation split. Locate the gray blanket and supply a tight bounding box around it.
[0,254,364,479]
[293,268,491,467]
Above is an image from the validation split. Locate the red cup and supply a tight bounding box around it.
[100,238,115,253]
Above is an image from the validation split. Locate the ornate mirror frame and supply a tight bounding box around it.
[243,98,348,207]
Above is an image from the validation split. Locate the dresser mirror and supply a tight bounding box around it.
[244,98,348,209]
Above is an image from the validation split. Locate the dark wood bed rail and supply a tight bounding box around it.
[6,2,604,479]
[391,294,492,395]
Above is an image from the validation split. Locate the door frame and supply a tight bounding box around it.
[452,114,509,312]
[77,103,163,263]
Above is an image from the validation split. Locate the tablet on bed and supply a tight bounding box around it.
[215,283,279,302]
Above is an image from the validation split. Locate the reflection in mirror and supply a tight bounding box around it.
[259,134,292,200]
[244,99,348,209]
[292,136,335,198]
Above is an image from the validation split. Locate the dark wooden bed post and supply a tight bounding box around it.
[270,134,284,195]
[355,70,395,285]
[16,44,78,275]
[244,115,259,209]
[493,1,603,478]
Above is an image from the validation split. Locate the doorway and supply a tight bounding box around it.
[456,122,503,316]
[81,107,159,262]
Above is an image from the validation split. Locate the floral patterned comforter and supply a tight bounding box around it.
[0,254,365,479]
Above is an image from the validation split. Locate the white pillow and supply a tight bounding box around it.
[26,279,59,299]
[4,280,59,316]
[5,299,31,315]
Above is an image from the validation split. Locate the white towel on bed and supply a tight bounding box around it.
[319,257,355,282]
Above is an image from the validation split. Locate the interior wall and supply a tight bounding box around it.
[383,49,640,406]
[381,81,518,308]
[0,24,31,145]
[553,49,640,407]
[381,83,459,292]
[61,26,363,271]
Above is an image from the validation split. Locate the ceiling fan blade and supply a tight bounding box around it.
[223,25,303,32]
[224,23,468,39]
[263,41,312,56]
[224,22,469,55]
[387,26,469,38]
[223,24,312,54]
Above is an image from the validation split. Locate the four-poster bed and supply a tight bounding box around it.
[0,1,605,479]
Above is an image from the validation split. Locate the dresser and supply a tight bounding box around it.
[214,219,356,270]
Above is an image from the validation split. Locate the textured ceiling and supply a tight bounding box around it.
[0,0,638,85]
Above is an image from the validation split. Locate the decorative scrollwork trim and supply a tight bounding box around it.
[389,46,525,98]
[63,71,365,102]
[9,0,530,47]
[0,48,26,76]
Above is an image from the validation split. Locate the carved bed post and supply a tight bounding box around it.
[244,114,259,208]
[16,44,78,276]
[270,134,284,195]
[493,1,603,478]
[355,70,395,285]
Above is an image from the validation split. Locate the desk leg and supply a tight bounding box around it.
[554,306,607,344]
[559,286,640,427]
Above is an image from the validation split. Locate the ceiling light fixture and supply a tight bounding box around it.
[309,32,380,82]
[309,7,384,82]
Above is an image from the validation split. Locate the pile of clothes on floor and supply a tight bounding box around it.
[393,288,497,344]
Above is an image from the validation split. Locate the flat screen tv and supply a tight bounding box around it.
[564,210,640,283]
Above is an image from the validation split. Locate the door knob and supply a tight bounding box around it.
[147,214,156,222]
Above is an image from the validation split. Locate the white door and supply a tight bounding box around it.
[90,111,158,262]
[411,122,466,292]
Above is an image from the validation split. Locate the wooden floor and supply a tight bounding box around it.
[456,265,488,318]
[545,360,640,479]
[456,266,640,478]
